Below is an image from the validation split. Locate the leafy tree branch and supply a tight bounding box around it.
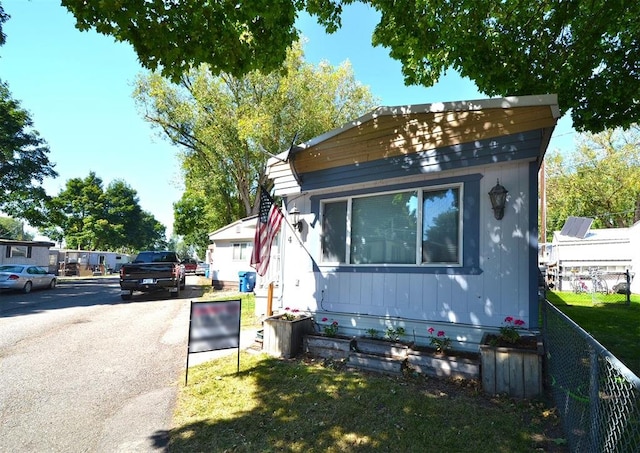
[58,0,640,132]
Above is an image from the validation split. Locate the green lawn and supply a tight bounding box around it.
[171,286,567,452]
[546,291,640,376]
[171,352,566,452]
[192,280,261,329]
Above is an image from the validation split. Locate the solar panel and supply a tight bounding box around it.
[559,216,593,238]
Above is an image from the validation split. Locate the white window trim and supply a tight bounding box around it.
[232,242,250,261]
[8,245,31,258]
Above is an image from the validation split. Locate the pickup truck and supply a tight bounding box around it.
[119,251,186,300]
[181,258,197,274]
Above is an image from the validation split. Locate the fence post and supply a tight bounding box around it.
[626,269,631,306]
[589,346,602,452]
[542,302,550,390]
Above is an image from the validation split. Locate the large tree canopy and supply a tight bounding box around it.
[544,125,640,241]
[42,172,167,252]
[60,0,299,81]
[0,216,33,240]
[0,81,58,226]
[133,41,377,254]
[60,0,639,132]
[368,0,639,133]
[1,7,57,225]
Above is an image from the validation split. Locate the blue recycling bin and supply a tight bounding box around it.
[238,271,257,292]
[246,271,256,291]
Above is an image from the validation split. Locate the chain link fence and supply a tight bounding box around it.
[550,269,633,305]
[542,301,640,452]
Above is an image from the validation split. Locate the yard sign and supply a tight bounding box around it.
[185,299,241,384]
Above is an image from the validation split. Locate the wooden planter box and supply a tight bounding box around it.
[355,338,409,359]
[304,334,355,359]
[480,334,544,399]
[263,315,313,358]
[407,348,480,381]
[348,352,405,375]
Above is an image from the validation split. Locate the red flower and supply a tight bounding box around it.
[504,316,514,323]
[332,321,339,326]
[437,331,446,337]
[322,317,328,322]
[514,319,525,326]
[292,308,299,313]
[285,307,290,311]
[428,327,435,334]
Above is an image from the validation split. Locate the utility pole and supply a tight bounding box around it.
[539,161,547,243]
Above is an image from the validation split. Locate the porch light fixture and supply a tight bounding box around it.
[289,205,303,232]
[488,179,508,220]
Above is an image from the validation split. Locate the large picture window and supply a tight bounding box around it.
[321,185,462,266]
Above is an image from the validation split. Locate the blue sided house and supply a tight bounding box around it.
[264,94,560,351]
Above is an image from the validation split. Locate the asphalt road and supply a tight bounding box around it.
[0,275,201,452]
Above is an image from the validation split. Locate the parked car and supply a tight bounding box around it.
[0,264,57,293]
[195,261,209,276]
[181,258,198,274]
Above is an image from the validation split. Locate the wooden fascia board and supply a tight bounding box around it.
[293,105,558,174]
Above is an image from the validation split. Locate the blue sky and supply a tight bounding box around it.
[2,1,576,238]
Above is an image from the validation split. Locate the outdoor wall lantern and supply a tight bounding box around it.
[488,179,508,220]
[289,205,303,232]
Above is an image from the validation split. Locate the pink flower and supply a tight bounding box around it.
[285,307,290,311]
[437,331,445,337]
[514,319,525,326]
[322,317,328,322]
[332,321,339,326]
[292,308,299,313]
[504,316,513,323]
[428,327,435,334]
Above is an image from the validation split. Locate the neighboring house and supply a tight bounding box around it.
[0,239,55,268]
[49,249,133,276]
[264,94,560,351]
[207,216,282,292]
[542,217,640,292]
[545,217,637,293]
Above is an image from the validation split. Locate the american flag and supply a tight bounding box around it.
[250,187,284,276]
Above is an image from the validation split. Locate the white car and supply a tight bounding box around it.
[0,264,57,293]
[195,261,209,276]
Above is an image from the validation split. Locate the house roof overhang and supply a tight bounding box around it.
[267,94,560,196]
[207,215,257,242]
[0,239,55,248]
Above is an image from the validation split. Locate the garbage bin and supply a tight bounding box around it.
[238,271,256,292]
[246,271,256,291]
[238,271,247,291]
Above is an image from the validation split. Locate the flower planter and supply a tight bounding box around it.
[480,334,544,399]
[348,352,405,375]
[303,334,355,359]
[407,348,480,381]
[355,337,410,358]
[262,315,313,359]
